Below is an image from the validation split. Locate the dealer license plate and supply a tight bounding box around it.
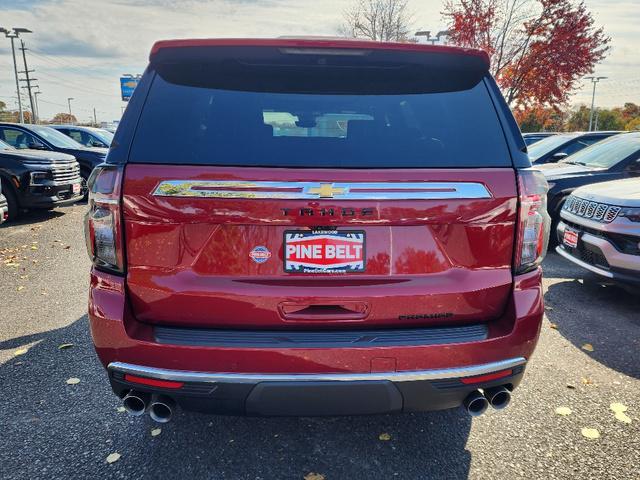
[284,230,365,273]
[563,228,579,248]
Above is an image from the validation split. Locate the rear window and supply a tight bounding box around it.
[129,67,512,168]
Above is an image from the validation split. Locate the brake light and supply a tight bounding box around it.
[84,165,124,273]
[515,169,551,274]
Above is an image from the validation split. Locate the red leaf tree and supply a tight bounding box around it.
[443,0,610,112]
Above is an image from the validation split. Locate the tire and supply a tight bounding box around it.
[80,170,90,201]
[1,181,20,222]
[548,198,566,248]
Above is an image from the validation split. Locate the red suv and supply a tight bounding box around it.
[85,38,550,423]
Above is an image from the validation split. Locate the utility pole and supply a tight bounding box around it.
[1,28,32,123]
[93,107,97,125]
[585,76,607,132]
[67,97,74,124]
[33,90,42,123]
[19,39,36,124]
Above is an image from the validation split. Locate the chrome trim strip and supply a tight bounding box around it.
[555,246,615,279]
[153,181,492,200]
[108,357,525,384]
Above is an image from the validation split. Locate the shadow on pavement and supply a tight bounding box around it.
[0,315,473,479]
[0,209,65,229]
[544,276,640,380]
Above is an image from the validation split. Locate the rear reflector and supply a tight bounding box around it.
[460,369,513,385]
[124,374,184,389]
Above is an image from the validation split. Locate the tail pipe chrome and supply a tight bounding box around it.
[484,386,511,410]
[122,391,150,417]
[463,390,489,417]
[149,395,176,423]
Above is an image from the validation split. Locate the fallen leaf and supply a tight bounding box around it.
[151,428,162,437]
[581,378,593,385]
[304,473,325,480]
[614,412,632,424]
[106,453,121,464]
[610,403,628,413]
[555,407,572,416]
[16,286,25,292]
[378,433,392,441]
[30,246,38,250]
[63,245,71,250]
[581,343,594,352]
[116,406,126,413]
[581,428,600,439]
[549,323,558,330]
[566,384,576,390]
[66,377,80,385]
[58,343,74,350]
[14,348,28,356]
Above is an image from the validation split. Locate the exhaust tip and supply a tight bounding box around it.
[485,386,511,410]
[123,391,149,417]
[463,390,489,417]
[149,395,176,423]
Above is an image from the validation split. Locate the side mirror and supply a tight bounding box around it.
[551,152,569,161]
[27,141,47,150]
[627,159,640,174]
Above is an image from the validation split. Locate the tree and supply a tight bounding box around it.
[516,106,566,132]
[51,113,77,124]
[341,0,414,42]
[443,0,610,111]
[626,117,640,132]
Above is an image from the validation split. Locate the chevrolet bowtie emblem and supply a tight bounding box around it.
[307,183,347,198]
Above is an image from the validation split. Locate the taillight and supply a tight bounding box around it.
[515,169,551,274]
[84,165,124,273]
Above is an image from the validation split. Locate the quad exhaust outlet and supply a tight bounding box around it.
[122,391,150,416]
[463,386,512,416]
[149,395,176,423]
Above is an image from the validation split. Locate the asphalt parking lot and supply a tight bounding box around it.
[0,204,638,480]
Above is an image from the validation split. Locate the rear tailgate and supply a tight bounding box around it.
[123,166,517,328]
[121,41,518,330]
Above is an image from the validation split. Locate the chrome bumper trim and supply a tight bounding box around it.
[555,246,615,279]
[108,357,526,384]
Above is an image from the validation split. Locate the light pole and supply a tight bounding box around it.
[585,76,607,132]
[67,97,74,124]
[0,27,32,123]
[415,30,450,45]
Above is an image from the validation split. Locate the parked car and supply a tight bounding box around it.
[0,139,82,221]
[538,132,640,242]
[86,38,550,422]
[50,125,114,148]
[0,186,7,224]
[556,177,640,287]
[522,132,557,146]
[528,131,621,164]
[0,123,108,196]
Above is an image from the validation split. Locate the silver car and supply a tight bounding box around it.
[556,178,640,286]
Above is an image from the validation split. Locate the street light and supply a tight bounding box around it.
[67,97,74,124]
[0,27,32,123]
[585,76,607,132]
[415,29,450,45]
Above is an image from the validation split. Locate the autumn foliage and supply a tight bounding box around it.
[443,0,610,112]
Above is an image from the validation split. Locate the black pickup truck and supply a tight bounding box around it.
[0,139,82,221]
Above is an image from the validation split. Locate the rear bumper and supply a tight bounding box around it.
[108,358,526,416]
[89,267,544,415]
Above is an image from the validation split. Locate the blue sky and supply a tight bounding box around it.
[0,0,638,123]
